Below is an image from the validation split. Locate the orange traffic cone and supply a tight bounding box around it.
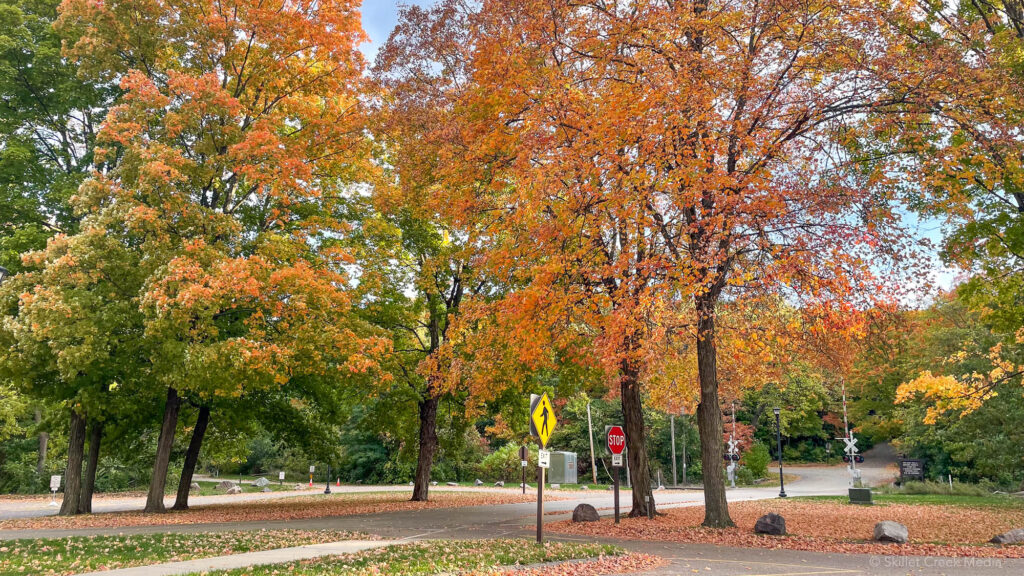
[336,478,340,487]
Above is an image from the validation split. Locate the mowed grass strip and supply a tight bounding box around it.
[187,539,629,576]
[0,529,369,576]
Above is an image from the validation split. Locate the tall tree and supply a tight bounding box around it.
[51,0,382,512]
[428,0,930,523]
[372,2,487,501]
[0,0,116,506]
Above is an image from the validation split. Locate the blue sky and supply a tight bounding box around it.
[361,1,436,62]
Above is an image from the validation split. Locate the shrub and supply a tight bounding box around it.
[479,443,537,482]
[743,441,771,479]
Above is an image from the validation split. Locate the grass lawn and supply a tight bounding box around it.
[187,539,643,576]
[0,530,368,576]
[794,493,1024,508]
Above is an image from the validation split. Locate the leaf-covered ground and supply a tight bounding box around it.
[549,499,1024,558]
[0,491,540,531]
[0,529,368,576]
[186,539,662,576]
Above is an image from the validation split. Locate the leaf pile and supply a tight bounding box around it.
[0,491,538,531]
[549,500,1024,558]
[0,529,368,576]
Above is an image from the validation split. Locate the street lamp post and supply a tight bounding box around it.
[324,463,331,495]
[774,407,787,498]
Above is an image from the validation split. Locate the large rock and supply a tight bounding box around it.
[474,479,484,486]
[572,503,601,523]
[189,482,201,492]
[991,528,1024,545]
[225,486,243,495]
[494,481,504,487]
[446,481,458,486]
[873,521,909,544]
[261,487,272,493]
[216,480,237,491]
[254,477,271,488]
[754,513,786,536]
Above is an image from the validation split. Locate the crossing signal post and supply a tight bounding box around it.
[530,393,557,543]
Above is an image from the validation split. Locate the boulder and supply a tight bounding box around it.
[226,486,243,495]
[446,481,459,486]
[551,484,560,489]
[474,479,484,486]
[990,528,1024,545]
[754,513,787,536]
[189,482,201,492]
[431,481,438,486]
[572,503,601,523]
[254,477,271,488]
[521,483,530,489]
[494,481,505,487]
[873,521,909,544]
[409,481,415,486]
[216,480,238,491]
[293,483,308,490]
[580,485,589,490]
[261,487,272,493]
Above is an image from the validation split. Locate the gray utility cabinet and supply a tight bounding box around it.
[548,451,578,484]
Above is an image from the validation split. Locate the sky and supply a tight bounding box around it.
[361,1,436,63]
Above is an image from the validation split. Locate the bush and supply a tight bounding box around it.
[479,443,537,482]
[735,466,755,485]
[879,480,994,497]
[743,441,770,479]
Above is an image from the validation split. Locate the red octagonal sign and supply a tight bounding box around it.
[606,425,626,455]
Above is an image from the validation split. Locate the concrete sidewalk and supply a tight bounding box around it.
[68,539,400,576]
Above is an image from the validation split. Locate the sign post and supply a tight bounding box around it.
[309,465,315,487]
[519,445,528,494]
[606,425,626,523]
[530,393,557,543]
[48,475,61,507]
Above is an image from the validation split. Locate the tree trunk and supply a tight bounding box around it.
[411,395,439,502]
[172,405,211,511]
[621,358,654,518]
[35,408,48,476]
[695,299,733,528]
[59,410,86,516]
[78,420,103,513]
[145,387,181,513]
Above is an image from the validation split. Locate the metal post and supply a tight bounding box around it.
[324,464,331,494]
[587,402,597,485]
[682,413,687,485]
[670,414,677,487]
[613,467,620,524]
[536,467,544,543]
[774,408,787,498]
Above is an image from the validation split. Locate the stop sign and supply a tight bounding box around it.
[606,425,626,455]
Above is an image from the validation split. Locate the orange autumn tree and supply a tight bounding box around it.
[368,0,484,502]
[430,0,931,524]
[55,0,381,513]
